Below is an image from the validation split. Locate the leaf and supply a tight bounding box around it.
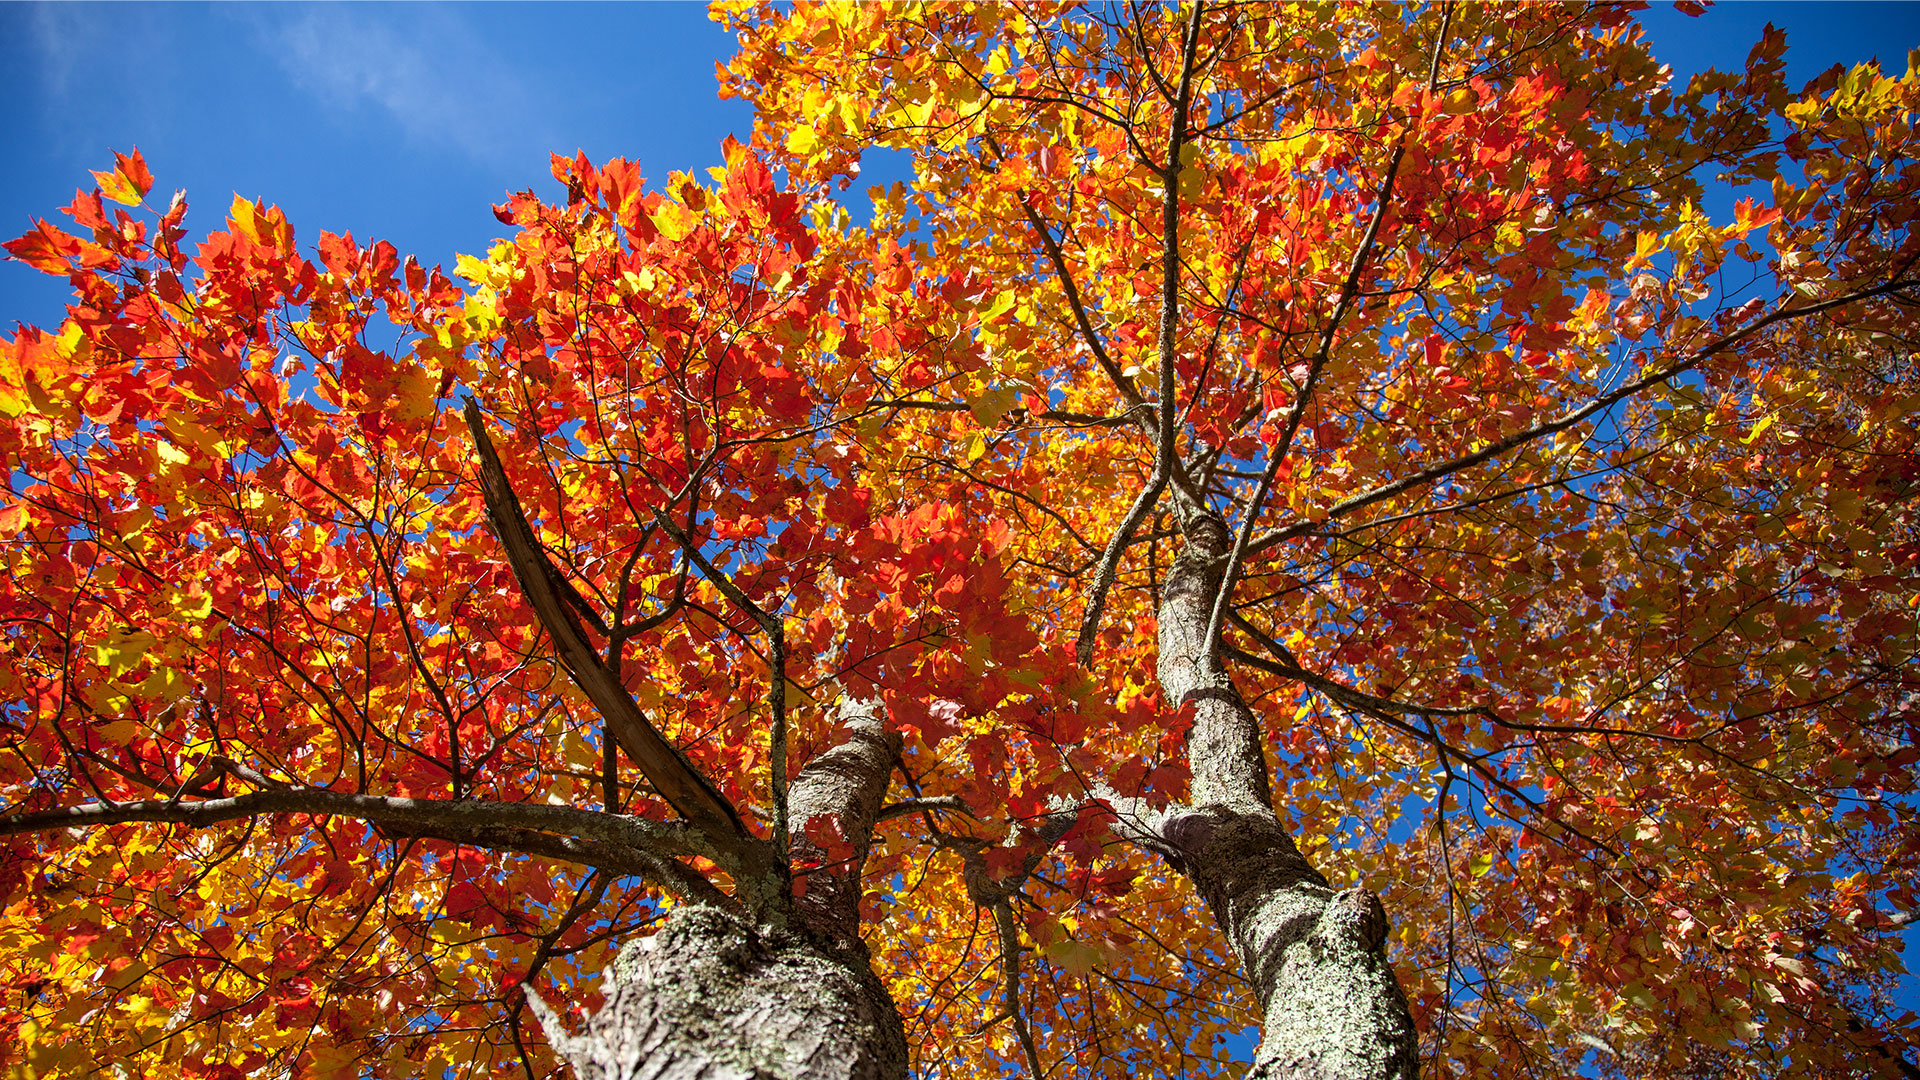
[651,200,701,241]
[967,385,1019,427]
[4,219,84,273]
[86,149,154,207]
[116,148,155,199]
[92,628,155,674]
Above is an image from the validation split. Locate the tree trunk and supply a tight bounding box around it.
[531,904,906,1080]
[528,704,909,1080]
[1158,513,1420,1080]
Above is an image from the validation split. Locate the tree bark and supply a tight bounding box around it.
[1158,513,1420,1080]
[526,904,905,1080]
[527,701,909,1080]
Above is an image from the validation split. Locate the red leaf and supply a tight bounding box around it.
[115,148,155,200]
[4,219,84,273]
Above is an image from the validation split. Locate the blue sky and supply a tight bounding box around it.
[4,2,1918,332]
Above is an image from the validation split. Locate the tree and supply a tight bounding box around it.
[2,2,1918,1077]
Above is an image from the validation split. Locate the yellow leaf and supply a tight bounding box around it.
[175,584,213,618]
[93,167,142,207]
[97,719,142,744]
[230,195,260,243]
[1043,938,1101,976]
[164,410,238,460]
[968,385,1018,426]
[462,291,502,335]
[135,664,185,700]
[1625,229,1663,271]
[93,628,155,674]
[55,322,87,360]
[454,252,491,285]
[787,126,821,157]
[652,201,701,242]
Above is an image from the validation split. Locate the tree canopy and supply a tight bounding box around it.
[2,3,1918,1078]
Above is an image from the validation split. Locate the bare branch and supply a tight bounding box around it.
[994,897,1047,1080]
[875,796,975,824]
[1223,613,1487,720]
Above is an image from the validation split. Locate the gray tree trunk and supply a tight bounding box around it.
[1157,513,1420,1080]
[532,904,905,1080]
[528,706,909,1080]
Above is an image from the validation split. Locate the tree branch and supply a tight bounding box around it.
[0,788,733,907]
[1223,612,1487,720]
[875,796,974,823]
[1246,273,1920,556]
[1201,3,1452,664]
[463,398,759,862]
[648,506,791,865]
[993,897,1047,1080]
[1074,8,1205,668]
[783,698,900,939]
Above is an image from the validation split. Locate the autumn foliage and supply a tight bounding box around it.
[3,4,1920,1078]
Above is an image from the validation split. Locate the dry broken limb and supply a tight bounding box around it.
[4,4,1920,1079]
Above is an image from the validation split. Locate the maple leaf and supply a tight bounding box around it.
[2,219,84,274]
[90,149,153,207]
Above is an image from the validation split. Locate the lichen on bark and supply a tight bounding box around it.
[527,904,907,1080]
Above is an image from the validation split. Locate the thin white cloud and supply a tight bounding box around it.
[24,1,107,100]
[252,4,548,166]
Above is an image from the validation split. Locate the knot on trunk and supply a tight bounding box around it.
[1322,887,1390,956]
[1160,809,1219,859]
[619,904,766,976]
[1178,509,1232,554]
[1163,809,1325,902]
[1161,510,1230,607]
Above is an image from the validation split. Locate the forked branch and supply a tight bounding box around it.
[1201,3,1453,663]
[1246,272,1920,557]
[650,507,792,865]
